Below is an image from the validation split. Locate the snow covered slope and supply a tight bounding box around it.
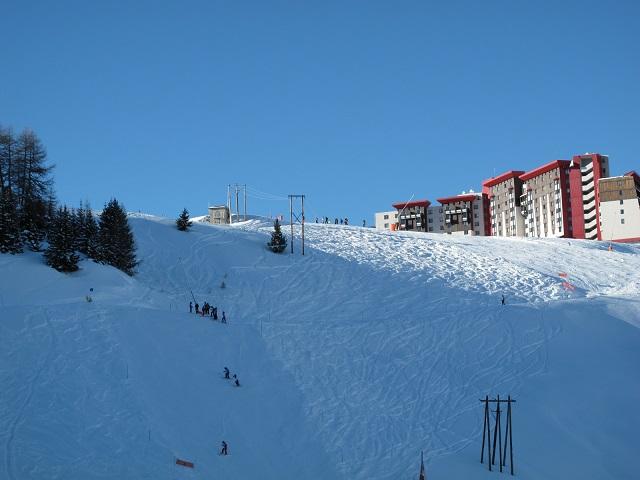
[1,216,639,479]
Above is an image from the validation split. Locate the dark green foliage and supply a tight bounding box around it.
[44,206,79,272]
[74,201,99,259]
[1,126,55,251]
[97,198,137,275]
[267,219,287,253]
[0,189,22,253]
[176,208,192,231]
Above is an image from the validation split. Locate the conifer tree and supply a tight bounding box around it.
[0,189,22,253]
[267,219,287,253]
[44,206,79,272]
[97,198,137,275]
[84,204,99,260]
[176,208,192,231]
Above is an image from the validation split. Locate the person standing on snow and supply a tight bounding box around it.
[222,311,227,324]
[189,301,193,313]
[224,367,230,379]
[213,307,218,320]
[344,218,348,225]
[501,295,505,306]
[195,303,200,314]
[220,440,228,455]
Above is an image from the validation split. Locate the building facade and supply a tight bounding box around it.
[375,210,398,231]
[436,193,489,236]
[393,200,430,232]
[208,205,230,224]
[482,171,525,237]
[426,205,445,233]
[519,160,572,238]
[568,153,609,240]
[598,172,640,242]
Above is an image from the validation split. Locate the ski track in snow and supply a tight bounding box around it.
[2,216,640,479]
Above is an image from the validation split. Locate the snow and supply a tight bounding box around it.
[1,216,639,479]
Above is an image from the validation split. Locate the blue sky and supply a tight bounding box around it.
[2,0,639,223]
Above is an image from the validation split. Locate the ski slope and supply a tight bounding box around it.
[1,216,639,479]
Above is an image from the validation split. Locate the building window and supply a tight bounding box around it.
[620,199,624,205]
[384,223,389,228]
[621,209,624,214]
[620,190,623,195]
[474,221,479,226]
[394,214,398,219]
[428,227,433,232]
[428,218,433,223]
[383,214,389,220]
[474,204,479,210]
[440,226,444,230]
[621,219,625,224]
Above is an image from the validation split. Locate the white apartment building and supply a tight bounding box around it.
[375,210,398,231]
[598,172,640,242]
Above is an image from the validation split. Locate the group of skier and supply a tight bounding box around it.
[223,366,241,387]
[189,301,227,323]
[316,216,349,225]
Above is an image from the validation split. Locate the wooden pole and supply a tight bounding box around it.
[289,196,294,254]
[509,396,514,475]
[480,396,488,463]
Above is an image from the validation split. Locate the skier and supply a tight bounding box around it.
[340,218,343,225]
[220,440,228,455]
[210,307,215,318]
[189,301,193,313]
[362,219,366,227]
[501,295,505,306]
[315,217,318,223]
[234,378,240,387]
[213,307,218,320]
[344,218,348,225]
[224,367,230,379]
[222,311,227,324]
[335,218,338,224]
[195,303,200,314]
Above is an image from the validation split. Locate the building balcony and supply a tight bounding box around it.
[581,170,594,184]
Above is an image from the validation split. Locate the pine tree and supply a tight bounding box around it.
[97,198,137,275]
[13,129,54,250]
[176,208,192,231]
[84,204,99,260]
[44,206,79,272]
[267,219,287,253]
[0,189,23,253]
[74,202,87,253]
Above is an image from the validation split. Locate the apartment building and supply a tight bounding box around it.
[598,171,640,242]
[437,192,489,236]
[519,160,572,238]
[568,153,609,240]
[375,210,398,231]
[393,200,430,232]
[482,171,525,237]
[426,205,445,233]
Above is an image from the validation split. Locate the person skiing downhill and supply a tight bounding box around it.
[220,440,228,455]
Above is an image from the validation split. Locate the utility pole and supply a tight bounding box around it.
[288,194,306,255]
[244,184,247,221]
[235,185,239,223]
[227,184,231,224]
